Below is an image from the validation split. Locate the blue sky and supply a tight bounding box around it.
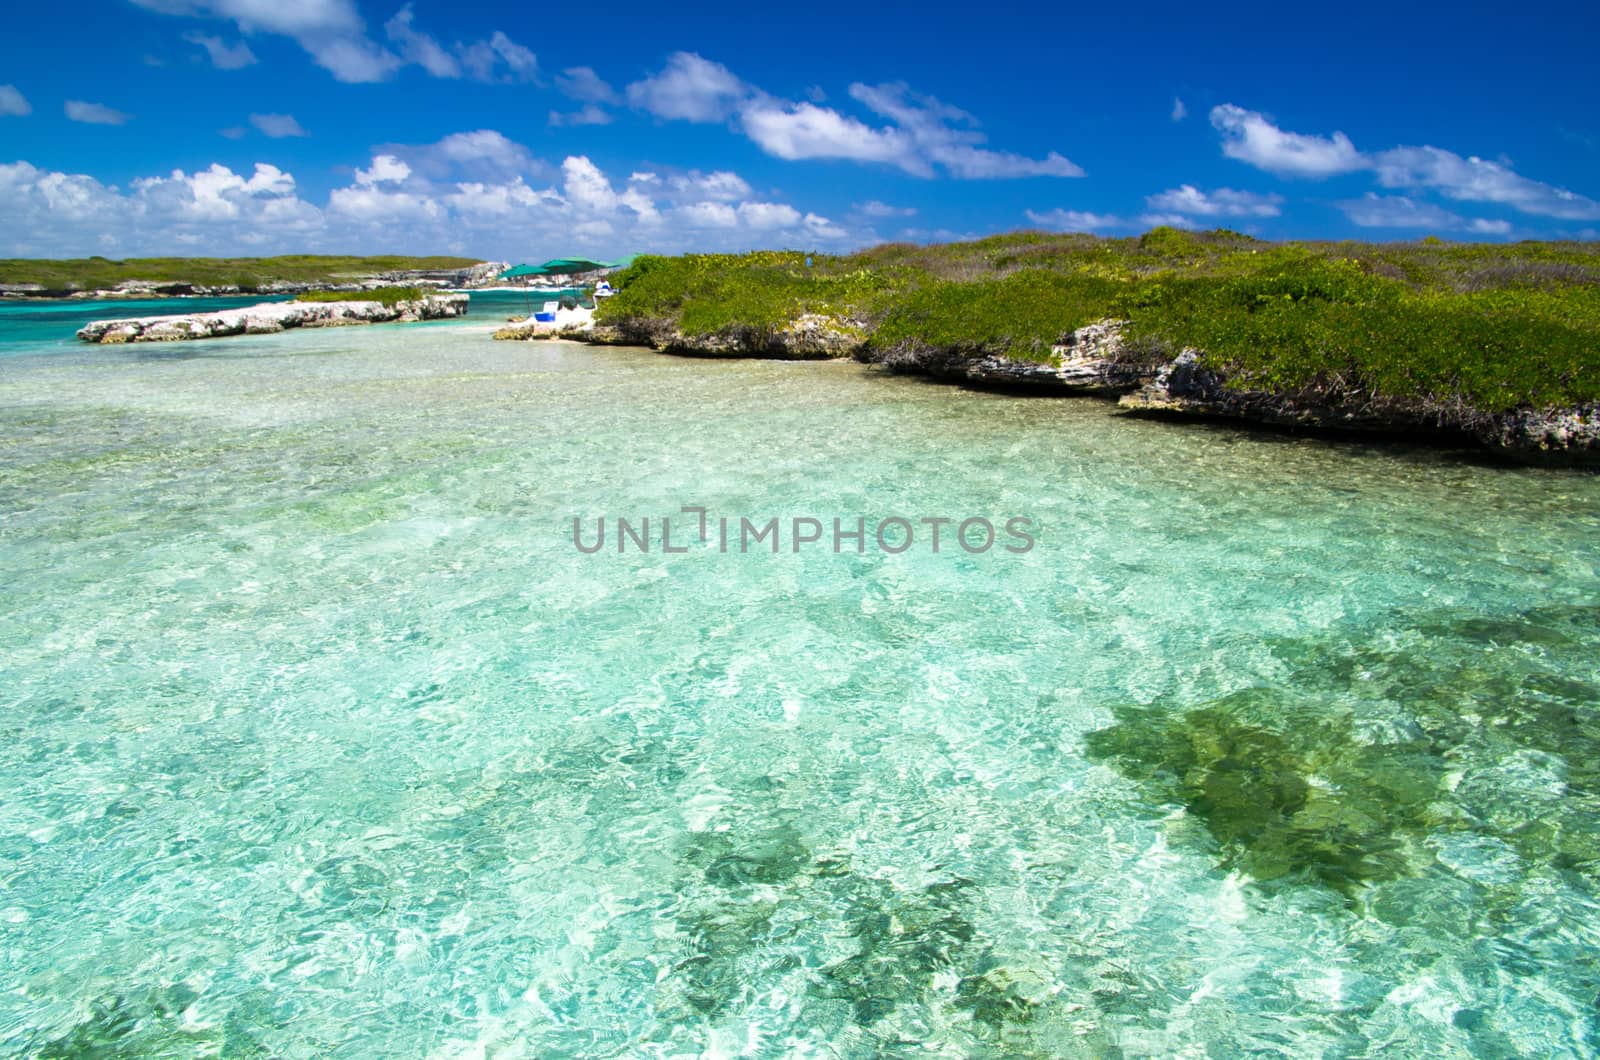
[2,0,1598,260]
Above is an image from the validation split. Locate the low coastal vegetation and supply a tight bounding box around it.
[595,230,1600,415]
[292,286,426,306]
[0,255,481,293]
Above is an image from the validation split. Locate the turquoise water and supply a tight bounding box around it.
[0,291,561,357]
[1,306,1598,1055]
[0,296,295,357]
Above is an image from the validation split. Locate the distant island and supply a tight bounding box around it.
[543,228,1599,464]
[0,254,496,299]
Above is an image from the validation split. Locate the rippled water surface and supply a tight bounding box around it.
[1,310,1598,1056]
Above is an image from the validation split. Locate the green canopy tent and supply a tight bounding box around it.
[497,264,559,315]
[498,264,552,280]
[536,259,611,275]
[502,257,638,281]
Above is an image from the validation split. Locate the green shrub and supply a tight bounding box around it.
[591,230,1600,411]
[872,270,1124,362]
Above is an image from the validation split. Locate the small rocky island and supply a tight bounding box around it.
[534,232,1600,465]
[75,293,469,344]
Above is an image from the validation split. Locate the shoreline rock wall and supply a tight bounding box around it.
[869,321,1150,394]
[75,294,469,344]
[505,310,1596,465]
[562,312,865,360]
[1119,350,1599,463]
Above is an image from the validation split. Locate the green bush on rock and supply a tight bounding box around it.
[595,229,1600,413]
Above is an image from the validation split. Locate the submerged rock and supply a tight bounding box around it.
[75,294,469,344]
[1085,600,1600,902]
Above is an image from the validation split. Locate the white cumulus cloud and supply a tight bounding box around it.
[1372,145,1600,221]
[562,156,619,212]
[133,162,298,221]
[134,0,532,83]
[1138,213,1203,230]
[1336,192,1512,237]
[1024,208,1125,232]
[737,201,803,229]
[328,184,442,223]
[625,53,1081,180]
[1468,218,1514,236]
[423,129,539,178]
[677,201,738,228]
[548,105,612,128]
[249,113,307,138]
[0,159,330,257]
[1337,193,1461,228]
[804,213,847,239]
[454,31,537,83]
[740,99,918,172]
[556,66,619,105]
[383,5,460,77]
[627,52,746,122]
[354,154,411,186]
[1144,184,1283,218]
[854,200,916,218]
[0,84,30,117]
[1212,101,1600,224]
[848,82,1083,179]
[183,31,257,69]
[66,101,133,125]
[668,170,752,201]
[0,138,864,259]
[1209,104,1365,178]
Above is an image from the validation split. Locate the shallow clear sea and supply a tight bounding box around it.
[1,298,1598,1056]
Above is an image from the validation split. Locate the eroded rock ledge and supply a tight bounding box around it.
[870,321,1150,394]
[1120,351,1599,463]
[563,312,867,360]
[525,313,1596,464]
[75,295,469,344]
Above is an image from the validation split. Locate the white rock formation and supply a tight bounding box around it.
[76,295,469,344]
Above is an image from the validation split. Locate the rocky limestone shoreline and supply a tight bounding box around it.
[75,294,469,344]
[1118,350,1600,463]
[506,311,1597,464]
[494,311,866,359]
[869,320,1149,394]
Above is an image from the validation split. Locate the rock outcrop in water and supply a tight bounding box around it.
[1120,349,1600,463]
[75,294,469,344]
[871,320,1148,394]
[557,312,867,360]
[493,305,597,341]
[551,311,1597,464]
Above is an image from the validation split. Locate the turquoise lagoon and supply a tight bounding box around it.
[0,295,294,358]
[0,300,1598,1056]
